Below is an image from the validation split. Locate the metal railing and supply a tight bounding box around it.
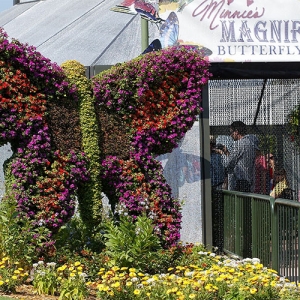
[214,190,300,282]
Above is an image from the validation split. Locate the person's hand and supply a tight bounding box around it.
[222,146,229,155]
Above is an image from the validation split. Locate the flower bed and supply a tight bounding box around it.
[1,246,300,300]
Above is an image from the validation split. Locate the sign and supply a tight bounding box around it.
[112,0,300,62]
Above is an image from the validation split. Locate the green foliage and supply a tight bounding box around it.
[54,215,105,254]
[103,215,162,269]
[58,274,89,300]
[0,196,52,268]
[32,261,58,296]
[57,262,90,300]
[258,134,277,155]
[61,60,103,230]
[0,257,29,293]
[287,105,300,149]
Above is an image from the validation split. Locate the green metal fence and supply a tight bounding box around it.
[216,190,300,282]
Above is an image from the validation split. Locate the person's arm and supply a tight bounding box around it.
[222,143,243,174]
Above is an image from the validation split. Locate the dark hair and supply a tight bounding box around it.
[274,168,286,177]
[230,121,247,136]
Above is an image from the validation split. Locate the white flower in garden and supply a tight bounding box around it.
[46,262,56,268]
[252,258,260,264]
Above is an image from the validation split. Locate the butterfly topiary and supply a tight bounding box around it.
[0,27,211,249]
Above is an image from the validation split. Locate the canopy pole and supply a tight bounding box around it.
[141,18,149,53]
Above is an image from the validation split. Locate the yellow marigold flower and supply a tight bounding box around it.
[248,275,259,282]
[121,267,128,271]
[138,272,144,277]
[271,281,277,287]
[129,268,136,273]
[133,289,141,295]
[77,266,83,271]
[255,263,263,269]
[111,282,120,288]
[57,265,67,272]
[126,281,133,287]
[5,279,9,283]
[250,287,257,294]
[168,267,174,271]
[74,261,81,267]
[18,268,24,271]
[98,284,105,291]
[12,276,18,280]
[108,291,114,296]
[14,270,20,274]
[205,284,213,291]
[182,279,190,285]
[69,266,74,271]
[0,281,3,286]
[189,294,196,299]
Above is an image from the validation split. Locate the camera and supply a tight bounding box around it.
[215,144,225,151]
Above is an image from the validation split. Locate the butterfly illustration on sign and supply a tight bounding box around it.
[142,11,179,54]
[142,11,212,57]
[227,0,254,5]
[111,0,164,24]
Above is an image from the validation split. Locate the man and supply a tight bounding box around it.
[220,121,258,258]
[221,121,258,192]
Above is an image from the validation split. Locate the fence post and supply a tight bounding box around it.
[235,194,242,257]
[270,197,279,271]
[252,197,257,258]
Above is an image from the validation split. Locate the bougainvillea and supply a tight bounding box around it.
[0,29,88,234]
[93,46,211,247]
